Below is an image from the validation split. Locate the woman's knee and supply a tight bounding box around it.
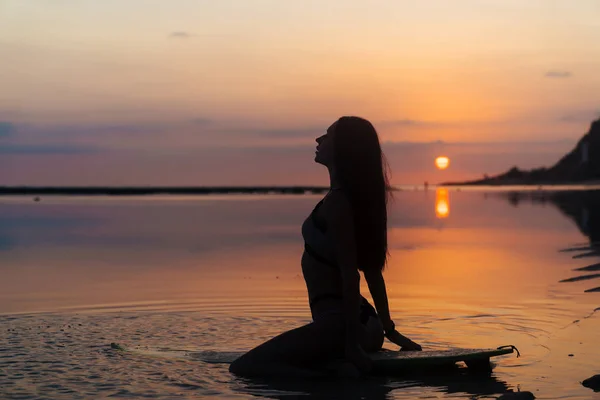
[229,346,281,377]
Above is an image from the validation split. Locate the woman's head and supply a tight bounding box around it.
[316,116,392,272]
[314,123,336,167]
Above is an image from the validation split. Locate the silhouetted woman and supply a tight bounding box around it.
[230,116,422,378]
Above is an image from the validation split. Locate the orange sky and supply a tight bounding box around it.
[1,1,599,185]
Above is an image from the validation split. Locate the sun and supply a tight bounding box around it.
[435,156,450,170]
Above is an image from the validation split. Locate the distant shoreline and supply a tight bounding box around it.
[1,184,600,197]
[0,186,331,196]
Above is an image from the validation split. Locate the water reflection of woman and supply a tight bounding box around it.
[230,117,422,378]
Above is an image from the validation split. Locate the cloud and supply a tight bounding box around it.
[189,117,213,125]
[378,119,446,128]
[0,122,16,137]
[24,122,168,137]
[545,70,572,78]
[250,127,322,138]
[169,31,192,39]
[382,119,422,126]
[0,144,100,155]
[234,119,439,140]
[384,139,573,147]
[21,118,216,137]
[559,110,600,123]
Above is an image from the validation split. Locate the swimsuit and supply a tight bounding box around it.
[301,193,378,324]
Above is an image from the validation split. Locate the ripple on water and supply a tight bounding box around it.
[0,309,599,399]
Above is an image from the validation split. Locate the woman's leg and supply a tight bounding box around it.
[358,297,384,353]
[361,315,384,353]
[229,316,345,378]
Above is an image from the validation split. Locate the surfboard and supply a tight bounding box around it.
[111,343,517,376]
[370,346,518,374]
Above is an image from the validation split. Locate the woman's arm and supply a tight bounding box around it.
[364,268,422,350]
[363,268,394,332]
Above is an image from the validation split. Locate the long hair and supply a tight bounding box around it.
[333,116,392,272]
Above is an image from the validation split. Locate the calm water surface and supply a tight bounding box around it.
[1,189,599,399]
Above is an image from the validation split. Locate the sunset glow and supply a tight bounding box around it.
[1,1,599,186]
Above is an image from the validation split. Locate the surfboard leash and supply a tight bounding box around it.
[497,345,521,358]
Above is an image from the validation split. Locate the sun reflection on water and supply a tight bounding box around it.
[436,188,450,218]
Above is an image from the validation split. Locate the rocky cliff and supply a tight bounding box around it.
[443,118,600,185]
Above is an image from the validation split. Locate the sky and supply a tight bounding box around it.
[1,0,599,186]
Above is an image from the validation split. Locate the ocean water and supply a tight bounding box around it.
[1,189,599,399]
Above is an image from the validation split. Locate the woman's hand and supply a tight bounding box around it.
[345,343,373,375]
[385,329,422,351]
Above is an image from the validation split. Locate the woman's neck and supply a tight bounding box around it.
[328,167,342,190]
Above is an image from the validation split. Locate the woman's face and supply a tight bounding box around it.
[314,122,336,167]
